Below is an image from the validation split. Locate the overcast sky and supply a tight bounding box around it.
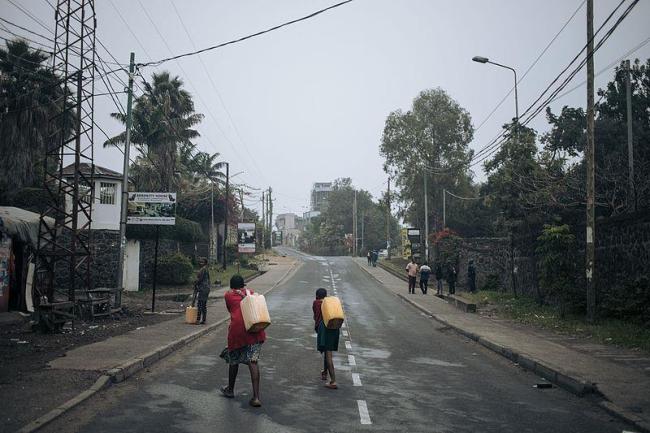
[3,0,649,219]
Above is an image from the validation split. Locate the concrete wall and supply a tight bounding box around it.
[65,179,122,231]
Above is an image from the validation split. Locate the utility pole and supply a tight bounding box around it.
[267,187,273,248]
[586,0,596,322]
[386,177,391,259]
[115,52,135,307]
[352,190,357,256]
[625,59,635,212]
[261,191,265,251]
[423,171,429,262]
[210,181,215,264]
[222,162,230,270]
[360,210,365,252]
[442,189,446,228]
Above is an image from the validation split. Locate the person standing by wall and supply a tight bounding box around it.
[467,259,477,293]
[193,258,211,324]
[447,263,457,295]
[419,262,431,295]
[405,257,418,294]
[435,262,444,295]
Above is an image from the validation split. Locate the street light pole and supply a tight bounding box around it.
[222,162,229,271]
[473,55,519,297]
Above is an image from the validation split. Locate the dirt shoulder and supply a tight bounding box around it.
[0,293,183,433]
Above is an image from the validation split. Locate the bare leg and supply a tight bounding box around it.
[248,361,261,401]
[228,364,239,392]
[325,351,336,384]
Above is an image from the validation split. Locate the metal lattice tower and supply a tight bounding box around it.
[35,0,96,307]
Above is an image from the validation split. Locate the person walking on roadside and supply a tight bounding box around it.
[467,259,477,293]
[220,275,266,407]
[193,258,211,324]
[447,263,457,295]
[371,250,378,267]
[406,257,418,294]
[313,288,339,389]
[419,262,431,295]
[435,262,444,295]
[367,251,372,266]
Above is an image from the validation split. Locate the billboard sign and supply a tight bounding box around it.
[127,192,176,225]
[238,223,256,253]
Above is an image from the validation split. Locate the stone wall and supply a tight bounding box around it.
[92,230,120,288]
[449,210,650,298]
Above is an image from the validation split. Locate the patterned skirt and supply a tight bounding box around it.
[220,342,263,365]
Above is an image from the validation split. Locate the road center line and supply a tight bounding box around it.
[345,341,352,350]
[352,372,362,386]
[342,330,349,337]
[348,354,356,366]
[357,400,372,424]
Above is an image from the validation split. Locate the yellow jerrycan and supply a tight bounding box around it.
[185,305,198,324]
[321,296,345,329]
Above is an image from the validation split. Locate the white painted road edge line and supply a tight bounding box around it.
[345,341,352,350]
[348,355,356,366]
[352,372,362,386]
[357,400,372,424]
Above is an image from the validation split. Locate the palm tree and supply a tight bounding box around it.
[0,39,67,202]
[105,71,204,191]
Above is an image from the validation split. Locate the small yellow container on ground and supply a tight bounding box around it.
[185,306,198,324]
[321,296,345,329]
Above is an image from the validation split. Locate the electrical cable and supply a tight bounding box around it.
[5,0,54,35]
[138,0,354,67]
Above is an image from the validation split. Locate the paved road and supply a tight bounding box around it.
[44,250,630,433]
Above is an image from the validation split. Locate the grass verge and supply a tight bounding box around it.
[459,291,650,353]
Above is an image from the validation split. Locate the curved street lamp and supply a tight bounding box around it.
[472,56,519,121]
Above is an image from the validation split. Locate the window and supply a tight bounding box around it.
[100,182,116,205]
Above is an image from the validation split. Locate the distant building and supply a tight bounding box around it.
[275,213,303,248]
[310,182,332,213]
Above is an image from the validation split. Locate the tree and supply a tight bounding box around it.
[0,40,69,202]
[105,71,204,192]
[380,88,475,234]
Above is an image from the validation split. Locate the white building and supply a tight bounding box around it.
[63,163,123,231]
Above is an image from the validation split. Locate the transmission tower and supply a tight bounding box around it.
[35,0,96,315]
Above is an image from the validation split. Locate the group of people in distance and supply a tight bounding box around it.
[405,257,476,295]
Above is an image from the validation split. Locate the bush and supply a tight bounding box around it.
[156,252,193,285]
[536,224,583,315]
[599,277,650,325]
[482,274,501,291]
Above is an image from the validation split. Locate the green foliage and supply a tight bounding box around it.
[0,40,71,203]
[536,224,582,313]
[126,216,204,242]
[599,277,650,325]
[481,274,501,292]
[156,252,193,285]
[433,229,462,266]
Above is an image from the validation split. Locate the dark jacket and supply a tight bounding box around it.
[435,264,443,280]
[194,267,211,301]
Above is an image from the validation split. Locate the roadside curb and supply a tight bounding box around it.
[354,260,650,433]
[16,259,302,433]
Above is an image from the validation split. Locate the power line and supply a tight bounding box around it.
[5,0,53,35]
[138,0,355,67]
[0,24,53,51]
[168,0,269,183]
[0,16,54,43]
[473,0,586,134]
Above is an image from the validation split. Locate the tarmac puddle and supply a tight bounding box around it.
[409,357,465,368]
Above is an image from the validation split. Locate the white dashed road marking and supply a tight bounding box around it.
[357,400,372,424]
[345,341,352,350]
[352,373,362,386]
[342,330,349,337]
[348,355,356,366]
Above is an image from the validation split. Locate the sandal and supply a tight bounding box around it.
[249,398,262,407]
[320,370,327,381]
[324,382,338,389]
[220,386,234,398]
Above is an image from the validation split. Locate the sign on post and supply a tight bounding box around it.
[238,223,256,253]
[127,192,176,225]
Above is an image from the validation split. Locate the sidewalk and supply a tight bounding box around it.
[19,255,300,433]
[354,258,650,433]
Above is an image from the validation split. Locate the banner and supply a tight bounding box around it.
[238,223,256,253]
[127,192,176,225]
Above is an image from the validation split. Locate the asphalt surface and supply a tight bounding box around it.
[42,249,630,433]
